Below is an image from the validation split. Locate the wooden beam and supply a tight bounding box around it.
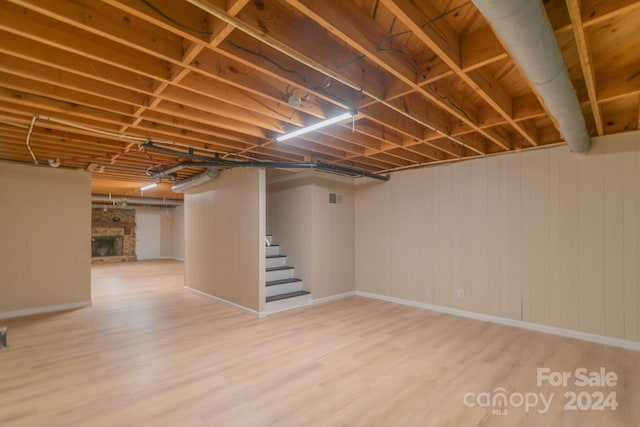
[0,31,156,93]
[7,0,183,60]
[287,133,366,156]
[154,100,267,138]
[381,0,537,147]
[580,0,640,28]
[553,0,640,35]
[0,3,170,80]
[283,0,421,83]
[566,0,604,135]
[0,53,146,108]
[284,0,479,136]
[461,26,508,72]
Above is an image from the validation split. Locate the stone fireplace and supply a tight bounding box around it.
[91,207,137,264]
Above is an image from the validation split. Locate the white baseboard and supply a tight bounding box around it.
[262,294,311,317]
[259,291,356,317]
[355,291,640,352]
[160,256,184,261]
[184,286,259,317]
[312,291,355,305]
[0,301,92,320]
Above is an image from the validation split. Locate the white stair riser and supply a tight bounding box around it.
[266,281,303,297]
[265,235,273,245]
[266,246,280,257]
[266,268,294,282]
[266,257,287,268]
[265,293,311,314]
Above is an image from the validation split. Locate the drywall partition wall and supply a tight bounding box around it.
[0,161,91,318]
[266,171,355,299]
[310,175,355,299]
[355,131,640,343]
[184,168,265,313]
[170,205,185,260]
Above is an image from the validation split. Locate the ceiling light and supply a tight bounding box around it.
[140,183,158,191]
[276,110,355,142]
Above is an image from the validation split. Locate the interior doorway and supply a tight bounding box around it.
[135,212,161,260]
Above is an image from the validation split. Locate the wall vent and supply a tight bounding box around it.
[329,193,343,204]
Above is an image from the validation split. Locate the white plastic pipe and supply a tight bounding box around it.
[472,0,590,153]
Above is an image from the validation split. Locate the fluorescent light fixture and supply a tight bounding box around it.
[140,183,158,191]
[276,110,355,142]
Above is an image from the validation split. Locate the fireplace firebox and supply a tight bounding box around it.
[91,236,124,258]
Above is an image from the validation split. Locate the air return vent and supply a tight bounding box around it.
[329,193,343,204]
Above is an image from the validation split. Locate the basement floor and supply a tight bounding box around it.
[0,260,639,426]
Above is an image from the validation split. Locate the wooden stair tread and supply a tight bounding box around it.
[266,278,302,286]
[266,290,310,302]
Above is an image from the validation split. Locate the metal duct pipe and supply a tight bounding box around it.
[143,142,390,182]
[171,168,219,193]
[472,0,590,153]
[91,195,183,207]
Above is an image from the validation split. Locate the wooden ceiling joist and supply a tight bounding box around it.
[0,0,637,199]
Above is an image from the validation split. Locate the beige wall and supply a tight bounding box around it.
[0,161,91,317]
[267,171,355,299]
[184,168,265,312]
[311,175,355,299]
[355,131,640,342]
[170,205,185,260]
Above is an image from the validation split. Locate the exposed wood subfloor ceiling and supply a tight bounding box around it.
[0,0,639,199]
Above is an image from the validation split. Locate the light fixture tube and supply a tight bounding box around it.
[276,111,355,142]
[140,183,158,191]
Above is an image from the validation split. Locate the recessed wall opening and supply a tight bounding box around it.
[91,235,123,258]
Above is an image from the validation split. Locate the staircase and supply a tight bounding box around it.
[265,235,310,314]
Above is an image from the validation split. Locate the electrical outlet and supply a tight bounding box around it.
[458,289,464,298]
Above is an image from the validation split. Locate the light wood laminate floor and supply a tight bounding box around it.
[1,260,639,426]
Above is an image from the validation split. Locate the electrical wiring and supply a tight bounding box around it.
[313,77,350,106]
[375,48,425,78]
[421,2,472,29]
[337,54,365,69]
[341,1,472,79]
[140,0,212,36]
[427,83,473,122]
[224,40,307,83]
[315,77,331,90]
[378,2,471,48]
